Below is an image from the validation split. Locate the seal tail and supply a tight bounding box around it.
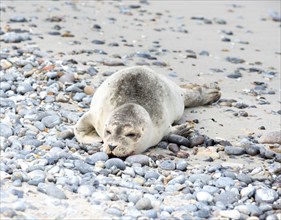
[180,83,221,108]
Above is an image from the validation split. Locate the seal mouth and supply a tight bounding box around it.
[107,150,135,160]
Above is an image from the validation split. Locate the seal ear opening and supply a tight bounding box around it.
[74,111,102,144]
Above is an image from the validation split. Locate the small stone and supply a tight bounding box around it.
[196,191,213,203]
[159,160,176,170]
[125,155,150,166]
[74,160,94,174]
[128,191,142,204]
[167,134,190,147]
[259,131,281,144]
[145,171,160,179]
[241,186,256,198]
[16,82,33,94]
[41,114,61,128]
[135,197,152,210]
[91,39,105,45]
[86,152,108,165]
[227,72,242,79]
[236,173,252,184]
[77,185,95,197]
[13,200,26,211]
[0,123,13,138]
[219,210,240,220]
[176,159,188,171]
[224,146,245,155]
[106,207,122,217]
[246,145,260,156]
[10,15,27,22]
[59,73,75,84]
[255,186,278,203]
[215,191,239,204]
[215,177,235,188]
[38,183,66,199]
[190,135,205,147]
[84,86,95,95]
[225,57,245,64]
[167,143,179,153]
[157,141,169,149]
[105,158,126,170]
[3,32,31,43]
[0,59,13,70]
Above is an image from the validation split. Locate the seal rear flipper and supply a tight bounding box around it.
[74,111,103,144]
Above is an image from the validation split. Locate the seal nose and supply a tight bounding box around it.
[108,144,117,151]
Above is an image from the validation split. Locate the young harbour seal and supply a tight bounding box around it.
[74,66,221,157]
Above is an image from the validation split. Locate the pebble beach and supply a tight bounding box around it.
[0,1,281,219]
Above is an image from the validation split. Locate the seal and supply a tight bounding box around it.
[74,66,220,157]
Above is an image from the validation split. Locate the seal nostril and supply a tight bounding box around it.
[108,144,117,151]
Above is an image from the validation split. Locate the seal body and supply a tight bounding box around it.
[74,66,220,157]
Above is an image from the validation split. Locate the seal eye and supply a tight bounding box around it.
[106,130,111,135]
[125,133,137,138]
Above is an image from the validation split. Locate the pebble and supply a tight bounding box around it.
[77,185,95,197]
[135,197,153,210]
[86,152,108,165]
[225,57,245,64]
[0,123,13,138]
[259,131,281,144]
[159,160,176,170]
[167,134,190,147]
[37,183,66,199]
[3,33,31,43]
[41,114,61,128]
[218,210,240,219]
[176,159,188,171]
[215,191,239,204]
[196,191,213,203]
[236,173,252,184]
[74,160,94,174]
[105,158,126,170]
[255,186,279,203]
[189,135,205,147]
[224,146,245,155]
[1,59,13,70]
[125,155,150,166]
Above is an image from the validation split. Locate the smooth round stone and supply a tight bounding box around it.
[128,191,142,204]
[37,183,66,199]
[240,186,256,198]
[215,191,239,205]
[0,123,13,138]
[73,93,86,101]
[157,141,168,149]
[13,179,22,187]
[145,170,159,180]
[86,152,108,165]
[0,59,13,70]
[10,15,27,22]
[13,200,26,211]
[246,145,260,156]
[125,155,150,166]
[105,158,126,170]
[255,186,278,203]
[194,209,210,218]
[27,170,45,186]
[16,82,33,94]
[59,74,75,84]
[159,160,176,170]
[224,146,245,155]
[196,191,213,203]
[167,143,179,153]
[106,207,122,217]
[133,166,144,176]
[74,160,94,174]
[259,131,281,144]
[167,134,190,147]
[33,121,46,131]
[144,209,158,219]
[168,175,186,185]
[236,173,252,184]
[77,185,95,197]
[235,205,250,215]
[203,185,219,194]
[135,197,153,210]
[0,82,11,92]
[176,159,188,171]
[190,135,205,147]
[41,115,61,128]
[246,204,262,216]
[219,210,240,220]
[215,177,235,188]
[189,174,211,184]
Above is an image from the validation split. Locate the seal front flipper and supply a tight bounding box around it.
[74,111,102,144]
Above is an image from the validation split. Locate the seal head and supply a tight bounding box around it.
[103,103,153,157]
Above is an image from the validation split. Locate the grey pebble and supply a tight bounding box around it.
[236,173,252,184]
[167,134,190,147]
[128,191,142,204]
[159,160,176,170]
[74,160,94,174]
[91,39,105,45]
[0,123,13,138]
[41,114,61,128]
[106,207,122,217]
[215,177,235,188]
[255,186,278,203]
[16,82,33,94]
[225,57,245,64]
[77,185,95,197]
[13,200,26,211]
[105,158,126,170]
[167,143,179,153]
[157,141,169,149]
[33,121,46,131]
[246,204,262,216]
[145,170,160,179]
[176,159,188,171]
[189,174,211,184]
[227,72,242,79]
[10,15,27,22]
[224,146,245,155]
[215,191,239,204]
[3,32,31,43]
[86,152,108,165]
[135,197,152,210]
[144,209,158,219]
[190,135,205,147]
[125,154,150,166]
[37,183,66,199]
[246,145,260,156]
